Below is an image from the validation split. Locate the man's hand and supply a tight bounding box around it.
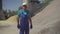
[30,24,33,29]
[17,24,20,29]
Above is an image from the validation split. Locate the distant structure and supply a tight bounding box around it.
[23,0,39,3]
[0,0,2,9]
[0,0,5,20]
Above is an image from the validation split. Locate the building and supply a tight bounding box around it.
[0,0,5,20]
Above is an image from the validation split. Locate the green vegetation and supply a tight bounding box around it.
[45,0,50,3]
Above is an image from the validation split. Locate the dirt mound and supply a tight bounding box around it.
[0,15,18,26]
[6,15,18,23]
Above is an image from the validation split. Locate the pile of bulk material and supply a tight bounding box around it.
[6,15,18,23]
[0,15,18,26]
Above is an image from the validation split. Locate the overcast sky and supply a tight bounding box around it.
[2,0,22,10]
[2,0,42,11]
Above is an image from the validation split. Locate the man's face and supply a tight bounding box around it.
[22,5,27,10]
[22,7,26,9]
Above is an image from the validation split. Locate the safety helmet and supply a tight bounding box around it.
[22,2,27,6]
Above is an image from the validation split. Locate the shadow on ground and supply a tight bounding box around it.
[0,25,11,30]
[38,21,60,34]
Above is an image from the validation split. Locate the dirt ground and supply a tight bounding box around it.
[0,0,60,34]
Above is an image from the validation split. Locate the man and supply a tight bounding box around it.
[17,3,33,34]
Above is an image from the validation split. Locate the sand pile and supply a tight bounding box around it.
[0,15,18,26]
[6,15,18,23]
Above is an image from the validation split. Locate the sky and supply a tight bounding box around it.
[2,0,42,11]
[2,0,22,11]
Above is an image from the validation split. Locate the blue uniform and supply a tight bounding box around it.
[18,9,30,34]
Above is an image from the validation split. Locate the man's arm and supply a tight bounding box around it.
[17,16,19,25]
[17,10,20,25]
[29,16,33,29]
[17,16,20,29]
[29,17,32,25]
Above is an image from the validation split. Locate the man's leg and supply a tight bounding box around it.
[25,27,29,34]
[20,27,24,34]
